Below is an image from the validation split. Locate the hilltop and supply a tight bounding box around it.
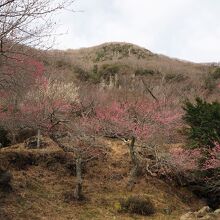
[41,42,220,102]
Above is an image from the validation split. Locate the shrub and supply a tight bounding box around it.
[204,68,220,91]
[74,66,90,81]
[55,59,72,68]
[204,76,216,91]
[119,196,155,216]
[212,67,220,80]
[0,168,12,192]
[95,50,105,61]
[0,126,11,148]
[130,48,147,59]
[135,69,156,76]
[183,98,220,148]
[165,73,186,82]
[170,98,220,209]
[75,64,120,83]
[100,64,120,77]
[89,64,102,83]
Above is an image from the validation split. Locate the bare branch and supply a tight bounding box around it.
[0,1,15,9]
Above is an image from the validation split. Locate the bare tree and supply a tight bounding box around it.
[0,0,74,56]
[0,0,75,108]
[50,121,105,201]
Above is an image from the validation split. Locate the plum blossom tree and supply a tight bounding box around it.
[0,0,75,118]
[170,142,220,173]
[169,142,220,209]
[19,76,79,147]
[79,91,183,189]
[203,143,220,170]
[8,69,104,201]
[0,57,46,143]
[166,97,220,208]
[0,55,79,145]
[49,119,106,201]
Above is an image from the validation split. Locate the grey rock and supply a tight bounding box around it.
[200,213,218,220]
[214,209,220,215]
[196,206,211,218]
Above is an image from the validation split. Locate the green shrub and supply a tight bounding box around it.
[119,196,155,216]
[90,65,102,84]
[183,98,220,148]
[100,64,120,78]
[95,50,105,61]
[74,66,90,81]
[135,69,156,76]
[130,48,146,59]
[75,63,122,83]
[212,67,220,80]
[95,44,149,61]
[55,59,71,68]
[204,76,216,91]
[204,68,220,91]
[165,73,186,82]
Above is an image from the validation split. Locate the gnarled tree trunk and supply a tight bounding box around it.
[37,128,41,148]
[50,134,85,201]
[74,155,84,200]
[127,136,141,191]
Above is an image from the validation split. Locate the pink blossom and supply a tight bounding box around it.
[170,142,220,172]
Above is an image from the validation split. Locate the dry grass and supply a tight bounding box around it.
[0,138,205,220]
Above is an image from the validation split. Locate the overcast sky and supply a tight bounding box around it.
[54,0,220,63]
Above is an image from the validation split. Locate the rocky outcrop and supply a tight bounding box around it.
[180,206,220,220]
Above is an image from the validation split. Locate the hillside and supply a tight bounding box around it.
[0,138,205,220]
[39,42,220,103]
[1,42,220,220]
[1,0,220,218]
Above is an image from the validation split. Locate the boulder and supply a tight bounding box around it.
[200,213,218,220]
[196,206,211,218]
[180,206,220,220]
[214,209,220,215]
[212,209,220,219]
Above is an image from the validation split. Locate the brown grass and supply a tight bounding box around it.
[0,138,205,220]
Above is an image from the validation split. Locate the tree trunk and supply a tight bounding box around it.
[74,156,84,200]
[127,136,140,191]
[11,132,16,145]
[37,128,41,148]
[49,135,84,201]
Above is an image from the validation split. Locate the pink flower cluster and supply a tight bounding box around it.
[81,97,182,142]
[170,142,220,172]
[203,142,220,170]
[170,147,202,172]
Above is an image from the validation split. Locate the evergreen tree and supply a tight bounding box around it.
[183,97,220,148]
